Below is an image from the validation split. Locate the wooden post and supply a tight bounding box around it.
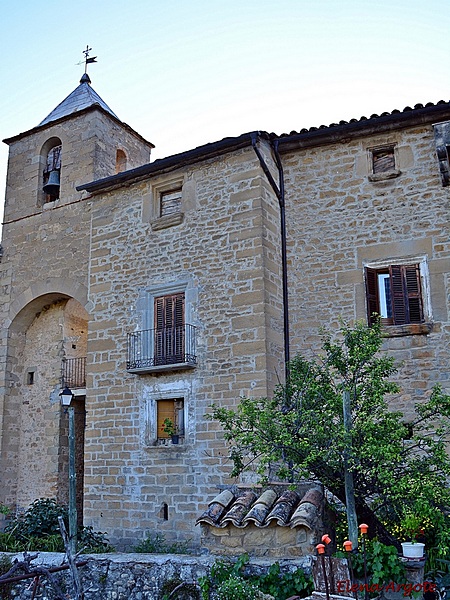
[58,516,84,600]
[343,391,358,550]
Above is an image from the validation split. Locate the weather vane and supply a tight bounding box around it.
[82,45,97,74]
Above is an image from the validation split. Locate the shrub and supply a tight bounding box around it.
[216,575,261,600]
[1,498,115,553]
[5,498,68,540]
[0,555,14,600]
[197,553,312,600]
[133,532,190,554]
[78,525,115,553]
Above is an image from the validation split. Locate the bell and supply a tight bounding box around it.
[43,170,60,195]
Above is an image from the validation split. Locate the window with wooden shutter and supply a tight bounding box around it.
[154,293,185,365]
[364,264,424,326]
[372,147,395,174]
[156,398,185,442]
[160,188,182,217]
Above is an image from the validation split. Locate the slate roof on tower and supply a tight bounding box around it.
[38,73,119,126]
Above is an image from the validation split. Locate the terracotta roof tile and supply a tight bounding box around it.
[276,99,450,139]
[196,486,323,530]
[221,491,258,528]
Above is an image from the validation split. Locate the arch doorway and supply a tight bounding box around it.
[0,295,89,523]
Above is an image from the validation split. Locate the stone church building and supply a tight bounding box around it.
[0,72,448,550]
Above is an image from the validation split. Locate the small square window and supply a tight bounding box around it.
[368,145,400,181]
[160,189,182,217]
[157,398,185,444]
[372,148,395,174]
[149,178,185,230]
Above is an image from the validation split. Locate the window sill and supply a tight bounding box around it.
[42,199,60,210]
[382,322,433,337]
[368,169,401,182]
[151,212,184,230]
[146,439,187,450]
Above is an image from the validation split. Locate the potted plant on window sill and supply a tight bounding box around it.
[400,512,425,559]
[162,418,180,444]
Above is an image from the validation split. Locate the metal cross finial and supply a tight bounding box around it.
[83,45,97,74]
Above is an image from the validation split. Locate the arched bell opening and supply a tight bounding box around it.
[39,137,62,204]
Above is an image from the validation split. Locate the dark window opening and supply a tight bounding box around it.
[43,145,61,202]
[27,371,35,385]
[365,264,424,326]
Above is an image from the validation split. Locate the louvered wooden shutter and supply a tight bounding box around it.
[404,264,423,323]
[390,265,407,325]
[365,267,379,325]
[154,293,185,363]
[389,265,423,325]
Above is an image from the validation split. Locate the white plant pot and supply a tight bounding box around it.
[401,542,425,558]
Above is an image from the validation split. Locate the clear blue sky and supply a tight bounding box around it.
[1,0,450,218]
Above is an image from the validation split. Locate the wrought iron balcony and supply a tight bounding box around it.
[62,357,87,389]
[127,324,197,373]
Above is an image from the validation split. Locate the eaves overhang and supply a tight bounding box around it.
[77,131,269,195]
[2,104,154,149]
[273,100,450,152]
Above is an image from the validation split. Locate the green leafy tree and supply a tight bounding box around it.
[210,320,450,553]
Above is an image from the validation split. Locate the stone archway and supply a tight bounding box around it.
[0,294,89,520]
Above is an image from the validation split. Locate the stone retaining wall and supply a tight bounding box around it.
[0,552,313,600]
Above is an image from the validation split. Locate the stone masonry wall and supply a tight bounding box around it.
[1,552,313,600]
[83,144,284,548]
[283,123,450,419]
[0,105,152,512]
[200,522,318,558]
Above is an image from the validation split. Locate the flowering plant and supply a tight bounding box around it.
[162,418,177,437]
[400,512,424,542]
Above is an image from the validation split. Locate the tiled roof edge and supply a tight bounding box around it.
[77,131,270,194]
[273,100,450,151]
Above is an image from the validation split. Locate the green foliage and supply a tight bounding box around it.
[197,553,312,600]
[0,498,114,553]
[78,525,115,553]
[426,558,450,600]
[162,418,177,437]
[350,540,405,586]
[5,498,68,540]
[216,575,261,600]
[210,320,450,549]
[133,532,190,554]
[0,503,11,517]
[0,554,14,600]
[248,562,314,600]
[0,532,23,552]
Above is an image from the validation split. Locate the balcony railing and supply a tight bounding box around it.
[62,357,87,389]
[127,324,197,373]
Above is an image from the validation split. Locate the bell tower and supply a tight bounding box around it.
[0,66,153,514]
